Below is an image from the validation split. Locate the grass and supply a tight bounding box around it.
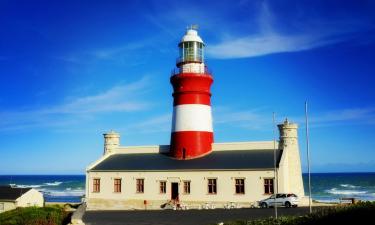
[220,201,375,225]
[0,205,72,225]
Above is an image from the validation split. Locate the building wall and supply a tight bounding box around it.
[0,201,16,213]
[86,170,278,210]
[16,189,44,207]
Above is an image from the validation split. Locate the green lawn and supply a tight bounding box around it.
[221,201,375,225]
[0,206,71,225]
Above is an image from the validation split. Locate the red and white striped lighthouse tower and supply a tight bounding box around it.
[170,26,214,160]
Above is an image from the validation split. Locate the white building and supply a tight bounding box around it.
[85,28,306,210]
[85,119,305,210]
[0,185,44,213]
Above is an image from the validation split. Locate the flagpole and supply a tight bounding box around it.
[305,101,312,213]
[273,112,278,219]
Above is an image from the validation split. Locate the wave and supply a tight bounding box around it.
[314,199,340,203]
[326,188,367,195]
[340,184,359,188]
[44,189,85,197]
[14,184,42,188]
[10,181,63,188]
[44,181,62,186]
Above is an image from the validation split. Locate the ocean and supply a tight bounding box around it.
[0,175,84,203]
[0,173,374,203]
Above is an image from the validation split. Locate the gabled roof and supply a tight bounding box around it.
[89,149,283,172]
[0,185,31,201]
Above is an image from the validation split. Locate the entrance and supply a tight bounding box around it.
[171,182,179,201]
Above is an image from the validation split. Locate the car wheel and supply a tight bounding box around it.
[261,202,268,208]
[285,201,291,208]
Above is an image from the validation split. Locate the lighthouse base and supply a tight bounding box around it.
[170,131,213,160]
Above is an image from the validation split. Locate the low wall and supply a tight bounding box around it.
[86,198,255,210]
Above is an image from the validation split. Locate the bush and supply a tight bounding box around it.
[0,206,71,225]
[222,202,375,225]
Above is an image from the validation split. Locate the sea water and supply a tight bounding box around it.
[0,173,374,203]
[304,173,375,203]
[0,175,84,202]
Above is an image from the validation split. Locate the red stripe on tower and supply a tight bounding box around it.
[170,26,214,160]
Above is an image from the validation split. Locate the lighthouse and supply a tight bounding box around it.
[170,26,214,160]
[86,27,307,210]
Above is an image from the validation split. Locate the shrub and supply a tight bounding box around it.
[0,206,71,225]
[222,202,375,225]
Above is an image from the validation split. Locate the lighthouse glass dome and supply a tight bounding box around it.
[179,41,204,63]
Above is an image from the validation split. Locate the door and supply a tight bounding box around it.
[276,194,285,206]
[171,182,179,200]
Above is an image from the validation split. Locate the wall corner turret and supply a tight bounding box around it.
[278,118,298,149]
[103,131,120,155]
[277,118,305,198]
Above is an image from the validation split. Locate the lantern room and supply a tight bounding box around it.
[177,27,205,66]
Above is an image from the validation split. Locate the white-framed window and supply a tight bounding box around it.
[114,178,121,193]
[264,178,274,194]
[208,178,217,194]
[160,181,166,194]
[93,178,100,193]
[136,178,144,193]
[183,181,191,194]
[235,178,245,194]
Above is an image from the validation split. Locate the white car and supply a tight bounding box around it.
[258,193,299,208]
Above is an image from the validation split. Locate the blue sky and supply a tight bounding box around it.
[0,0,375,174]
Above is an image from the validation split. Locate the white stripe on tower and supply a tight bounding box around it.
[172,104,213,132]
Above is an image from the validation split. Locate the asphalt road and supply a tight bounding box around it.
[83,207,312,225]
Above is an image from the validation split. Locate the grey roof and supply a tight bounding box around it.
[90,150,283,171]
[0,185,31,201]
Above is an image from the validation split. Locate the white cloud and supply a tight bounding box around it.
[0,77,152,132]
[206,2,371,59]
[214,107,272,130]
[123,113,172,134]
[48,77,150,114]
[213,106,375,131]
[303,107,375,127]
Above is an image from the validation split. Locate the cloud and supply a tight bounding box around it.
[304,107,375,127]
[57,37,157,67]
[206,2,373,59]
[48,77,150,114]
[213,106,375,131]
[123,113,172,134]
[0,77,151,132]
[214,107,272,130]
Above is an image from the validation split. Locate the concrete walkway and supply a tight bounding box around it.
[83,207,312,225]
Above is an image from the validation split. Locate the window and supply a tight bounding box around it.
[114,178,121,193]
[136,179,144,193]
[183,181,190,194]
[183,41,195,61]
[264,178,274,194]
[235,179,245,194]
[93,178,100,193]
[208,179,217,194]
[160,181,166,194]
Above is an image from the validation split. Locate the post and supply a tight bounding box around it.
[273,112,278,219]
[305,101,312,213]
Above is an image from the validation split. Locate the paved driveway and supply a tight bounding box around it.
[83,207,311,225]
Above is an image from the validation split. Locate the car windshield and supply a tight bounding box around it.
[269,195,276,199]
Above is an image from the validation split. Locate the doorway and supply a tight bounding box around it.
[171,182,179,201]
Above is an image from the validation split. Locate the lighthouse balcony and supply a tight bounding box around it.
[176,56,203,66]
[171,67,212,76]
